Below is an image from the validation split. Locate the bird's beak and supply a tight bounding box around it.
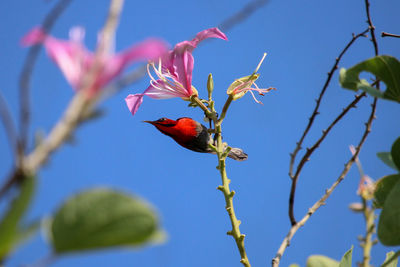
[142,120,154,124]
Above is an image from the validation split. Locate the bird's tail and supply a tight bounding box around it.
[228,147,248,161]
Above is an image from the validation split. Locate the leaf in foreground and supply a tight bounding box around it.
[378,179,400,246]
[374,174,400,209]
[49,188,163,254]
[0,175,35,261]
[339,55,400,103]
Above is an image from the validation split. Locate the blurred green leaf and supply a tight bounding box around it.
[289,264,300,267]
[378,179,400,246]
[382,251,399,267]
[0,174,35,261]
[377,152,399,171]
[339,246,353,267]
[391,138,400,170]
[339,55,400,103]
[374,175,400,209]
[49,188,162,254]
[306,255,339,267]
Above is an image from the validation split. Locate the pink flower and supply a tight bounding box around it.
[21,26,168,96]
[349,145,375,199]
[227,53,275,103]
[125,27,228,116]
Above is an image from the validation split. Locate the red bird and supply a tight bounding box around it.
[144,117,248,161]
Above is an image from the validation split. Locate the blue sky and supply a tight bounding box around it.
[1,0,400,266]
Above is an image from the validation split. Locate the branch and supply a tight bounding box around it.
[0,90,18,161]
[218,0,269,32]
[18,0,72,157]
[381,32,400,38]
[288,29,369,225]
[360,199,376,267]
[272,95,377,266]
[364,0,379,55]
[288,92,366,225]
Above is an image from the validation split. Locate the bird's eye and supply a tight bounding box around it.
[158,118,167,122]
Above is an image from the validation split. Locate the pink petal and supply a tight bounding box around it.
[100,39,169,88]
[45,38,93,89]
[171,49,193,94]
[144,80,190,99]
[21,27,47,46]
[125,94,145,116]
[117,38,169,66]
[191,27,228,47]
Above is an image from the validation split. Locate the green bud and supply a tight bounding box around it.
[207,73,214,101]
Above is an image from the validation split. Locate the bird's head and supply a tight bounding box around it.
[143,117,202,143]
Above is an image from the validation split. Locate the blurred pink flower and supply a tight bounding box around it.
[349,145,375,199]
[125,27,228,116]
[21,26,168,96]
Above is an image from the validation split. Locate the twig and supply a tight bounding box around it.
[288,92,366,225]
[288,29,369,225]
[272,96,377,266]
[381,32,400,38]
[218,0,269,32]
[18,0,72,157]
[364,0,379,55]
[360,198,376,267]
[0,91,18,161]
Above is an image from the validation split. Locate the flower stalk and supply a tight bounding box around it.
[191,95,251,267]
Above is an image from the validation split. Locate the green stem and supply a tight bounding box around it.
[190,95,250,266]
[381,250,400,267]
[215,124,250,267]
[361,198,375,267]
[217,95,233,125]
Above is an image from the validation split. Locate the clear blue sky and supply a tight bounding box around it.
[1,0,400,266]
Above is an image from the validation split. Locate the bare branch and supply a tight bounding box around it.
[288,29,369,225]
[218,0,269,32]
[381,32,400,38]
[18,0,73,157]
[0,91,18,161]
[272,96,377,266]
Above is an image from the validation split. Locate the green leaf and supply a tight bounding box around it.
[0,175,36,261]
[339,246,353,267]
[374,175,400,209]
[289,264,300,267]
[382,251,399,267]
[377,152,399,171]
[49,188,162,254]
[378,179,400,246]
[306,255,339,267]
[339,55,400,103]
[391,137,400,170]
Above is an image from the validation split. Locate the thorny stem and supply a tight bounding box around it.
[288,92,366,225]
[381,32,400,38]
[288,28,368,225]
[191,95,250,267]
[360,198,376,267]
[272,90,377,266]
